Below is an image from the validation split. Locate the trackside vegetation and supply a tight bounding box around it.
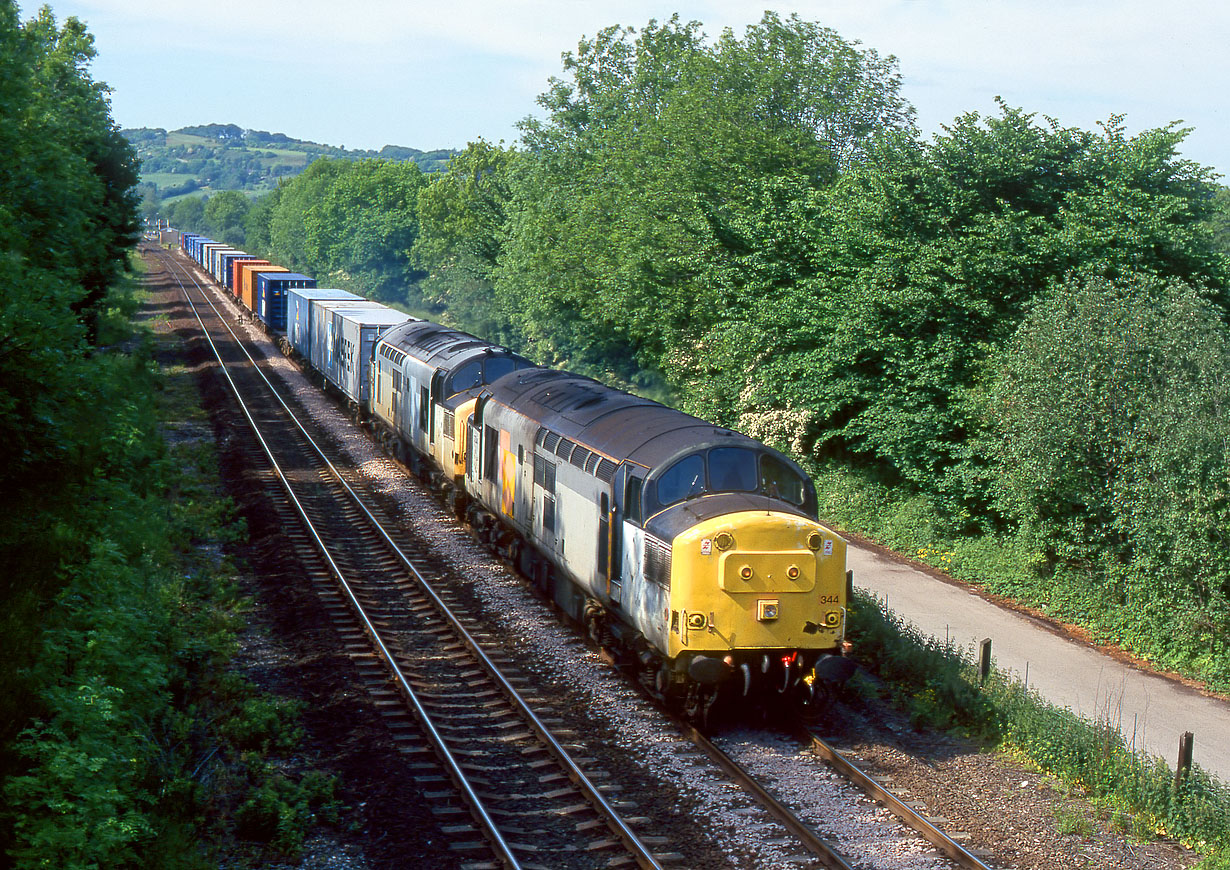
[1,6,336,867]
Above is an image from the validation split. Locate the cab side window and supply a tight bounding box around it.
[760,453,806,506]
[625,475,644,524]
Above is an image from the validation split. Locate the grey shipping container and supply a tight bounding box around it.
[327,307,414,406]
[286,288,366,359]
[307,298,386,378]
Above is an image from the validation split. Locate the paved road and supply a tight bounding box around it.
[848,543,1229,784]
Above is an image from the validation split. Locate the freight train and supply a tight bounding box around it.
[177,232,851,723]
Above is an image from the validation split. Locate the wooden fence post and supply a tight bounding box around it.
[1175,732,1194,791]
[978,638,992,685]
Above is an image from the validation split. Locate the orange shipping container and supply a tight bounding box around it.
[231,258,269,296]
[239,264,289,311]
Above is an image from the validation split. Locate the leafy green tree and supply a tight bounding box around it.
[16,6,140,343]
[202,189,249,246]
[167,195,205,231]
[724,105,1227,520]
[242,188,280,255]
[495,13,912,379]
[1210,186,1230,258]
[308,158,426,301]
[988,275,1230,667]
[266,157,349,272]
[412,140,518,336]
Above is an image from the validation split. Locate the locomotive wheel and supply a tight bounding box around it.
[797,679,832,727]
[683,684,719,730]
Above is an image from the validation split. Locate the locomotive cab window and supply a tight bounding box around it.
[708,447,758,493]
[449,360,482,394]
[760,453,806,506]
[656,454,705,506]
[484,355,518,384]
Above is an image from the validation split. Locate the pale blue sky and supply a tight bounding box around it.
[17,0,1230,178]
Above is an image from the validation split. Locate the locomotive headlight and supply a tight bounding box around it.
[714,531,735,551]
[823,610,841,627]
[807,532,824,551]
[757,600,780,621]
[739,565,754,581]
[786,565,800,580]
[687,612,707,630]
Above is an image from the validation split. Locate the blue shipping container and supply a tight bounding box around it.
[256,272,316,332]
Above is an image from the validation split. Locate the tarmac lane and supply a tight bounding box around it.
[847,543,1230,785]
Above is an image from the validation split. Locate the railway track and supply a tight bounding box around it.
[146,243,1004,869]
[149,246,670,869]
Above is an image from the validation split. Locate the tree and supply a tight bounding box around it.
[494,13,913,379]
[265,157,349,272]
[18,5,140,343]
[987,275,1230,663]
[242,188,280,255]
[308,158,426,301]
[412,140,521,339]
[723,105,1228,519]
[202,189,249,246]
[167,195,205,232]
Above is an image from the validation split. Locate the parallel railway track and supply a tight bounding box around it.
[146,242,1002,869]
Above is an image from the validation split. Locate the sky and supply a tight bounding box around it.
[15,0,1230,178]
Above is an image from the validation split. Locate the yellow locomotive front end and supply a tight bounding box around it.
[663,511,848,708]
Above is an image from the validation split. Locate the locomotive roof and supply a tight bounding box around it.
[486,368,760,468]
[379,320,520,368]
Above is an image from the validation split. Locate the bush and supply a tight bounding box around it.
[235,766,340,854]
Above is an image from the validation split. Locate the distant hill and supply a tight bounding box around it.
[125,123,456,203]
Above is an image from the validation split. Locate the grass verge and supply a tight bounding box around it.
[846,590,1230,868]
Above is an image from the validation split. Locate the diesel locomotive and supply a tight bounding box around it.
[177,232,850,721]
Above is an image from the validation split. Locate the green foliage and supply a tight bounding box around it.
[221,697,306,753]
[201,189,250,246]
[492,13,913,379]
[1211,187,1230,258]
[412,140,521,340]
[726,106,1227,517]
[847,591,998,735]
[229,157,427,305]
[989,676,1230,854]
[166,194,205,231]
[985,275,1230,684]
[234,765,340,854]
[1,302,338,868]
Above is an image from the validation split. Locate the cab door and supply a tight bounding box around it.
[599,492,620,605]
